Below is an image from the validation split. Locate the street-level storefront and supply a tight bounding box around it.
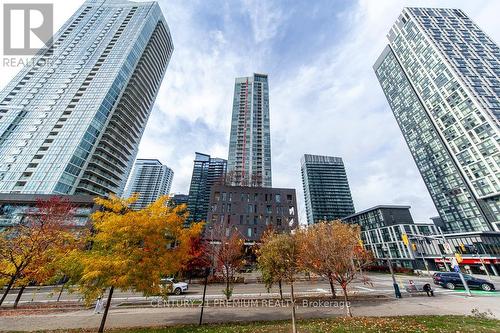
[434,257,500,276]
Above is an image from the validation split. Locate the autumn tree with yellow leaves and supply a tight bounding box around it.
[72,195,202,333]
[258,231,302,333]
[257,230,286,300]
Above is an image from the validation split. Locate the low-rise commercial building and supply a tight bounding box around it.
[0,193,96,231]
[343,205,500,275]
[343,205,440,269]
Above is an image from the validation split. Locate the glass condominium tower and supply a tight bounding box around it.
[187,152,227,223]
[123,159,173,210]
[227,73,272,187]
[374,8,499,232]
[0,0,173,196]
[301,154,355,225]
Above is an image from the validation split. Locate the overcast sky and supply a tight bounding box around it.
[1,0,499,223]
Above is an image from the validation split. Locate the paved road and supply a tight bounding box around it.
[1,290,499,331]
[6,273,493,305]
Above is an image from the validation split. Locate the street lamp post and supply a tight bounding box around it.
[417,239,431,277]
[383,243,401,298]
[437,228,450,272]
[451,257,472,297]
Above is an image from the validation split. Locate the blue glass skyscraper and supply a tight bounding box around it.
[0,0,173,196]
[374,8,499,232]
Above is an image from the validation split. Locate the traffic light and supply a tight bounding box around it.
[358,239,364,247]
[402,233,409,246]
[455,252,463,263]
[459,244,466,253]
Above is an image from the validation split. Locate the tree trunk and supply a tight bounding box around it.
[199,268,209,325]
[278,280,283,300]
[290,282,297,333]
[342,285,352,317]
[57,282,66,302]
[0,276,16,306]
[98,286,114,333]
[225,277,230,300]
[13,285,26,309]
[328,276,336,299]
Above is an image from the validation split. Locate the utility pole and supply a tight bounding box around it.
[383,243,401,298]
[451,257,472,297]
[437,228,450,272]
[405,232,431,277]
[417,239,431,277]
[472,245,493,282]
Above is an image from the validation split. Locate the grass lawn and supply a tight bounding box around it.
[101,316,499,333]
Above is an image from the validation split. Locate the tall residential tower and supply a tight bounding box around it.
[187,152,227,223]
[0,0,173,196]
[374,8,499,232]
[123,159,173,209]
[227,73,272,187]
[301,154,355,225]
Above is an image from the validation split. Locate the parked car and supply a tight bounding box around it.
[433,272,495,291]
[160,277,189,295]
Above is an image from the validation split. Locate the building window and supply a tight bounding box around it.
[275,194,281,203]
[247,227,252,237]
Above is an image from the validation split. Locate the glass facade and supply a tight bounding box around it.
[227,73,272,187]
[123,159,173,209]
[0,193,95,231]
[187,152,227,224]
[0,0,173,197]
[301,154,355,225]
[374,7,499,232]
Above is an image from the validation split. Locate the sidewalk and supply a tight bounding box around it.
[1,293,499,332]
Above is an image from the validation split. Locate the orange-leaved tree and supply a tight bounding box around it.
[298,221,342,299]
[310,221,373,317]
[0,197,80,307]
[74,194,202,333]
[210,224,244,300]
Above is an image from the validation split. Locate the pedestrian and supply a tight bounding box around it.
[94,296,104,314]
[423,284,434,297]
